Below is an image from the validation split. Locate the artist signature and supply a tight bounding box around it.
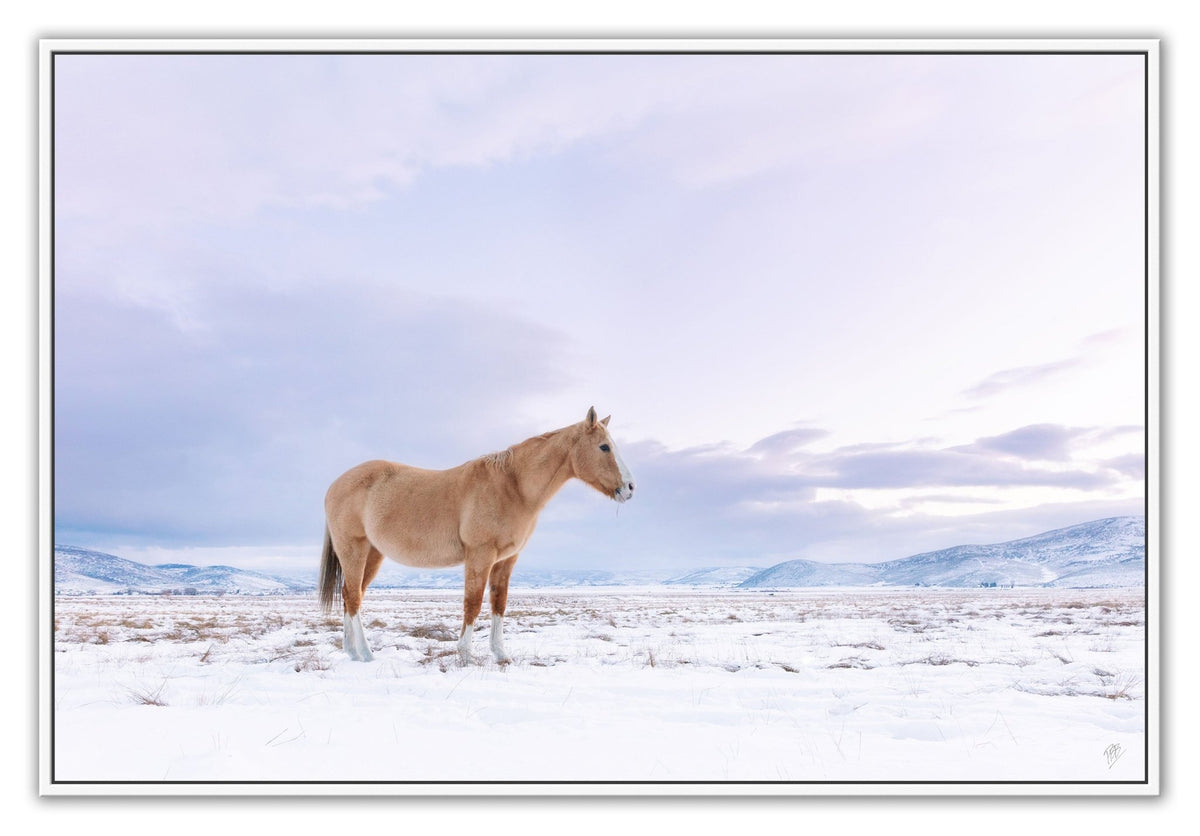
[1104,743,1125,769]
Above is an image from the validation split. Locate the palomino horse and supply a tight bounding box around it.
[319,407,635,662]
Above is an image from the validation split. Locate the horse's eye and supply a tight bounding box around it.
[599,444,611,453]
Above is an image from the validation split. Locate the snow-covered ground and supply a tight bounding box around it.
[49,587,1148,790]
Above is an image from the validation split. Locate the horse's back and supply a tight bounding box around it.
[325,458,474,568]
[325,459,395,517]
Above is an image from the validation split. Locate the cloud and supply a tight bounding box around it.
[522,428,1143,569]
[967,423,1146,466]
[520,421,1139,569]
[54,275,572,547]
[962,328,1138,403]
[1102,454,1145,480]
[52,54,734,232]
[970,424,1088,461]
[962,358,1084,399]
[57,53,1137,237]
[1081,328,1131,349]
[802,446,1113,491]
[747,428,830,457]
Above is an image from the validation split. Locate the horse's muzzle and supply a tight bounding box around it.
[614,482,635,503]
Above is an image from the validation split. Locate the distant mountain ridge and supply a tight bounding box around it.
[739,516,1145,589]
[54,546,310,595]
[663,566,763,586]
[52,546,750,594]
[54,517,1145,594]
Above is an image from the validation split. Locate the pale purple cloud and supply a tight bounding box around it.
[971,424,1088,461]
[963,359,1085,400]
[1102,454,1146,480]
[529,429,1141,568]
[54,276,571,547]
[747,428,830,457]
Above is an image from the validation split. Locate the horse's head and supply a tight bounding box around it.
[571,406,635,503]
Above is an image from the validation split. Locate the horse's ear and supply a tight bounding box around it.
[586,406,597,427]
[600,415,611,427]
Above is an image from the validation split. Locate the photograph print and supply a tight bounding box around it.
[43,41,1157,793]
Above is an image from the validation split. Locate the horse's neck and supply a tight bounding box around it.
[510,429,575,510]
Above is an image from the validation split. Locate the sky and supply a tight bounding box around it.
[52,50,1148,576]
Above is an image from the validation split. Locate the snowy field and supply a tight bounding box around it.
[50,587,1147,790]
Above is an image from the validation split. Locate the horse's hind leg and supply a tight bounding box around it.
[338,536,380,662]
[362,546,385,590]
[487,556,518,663]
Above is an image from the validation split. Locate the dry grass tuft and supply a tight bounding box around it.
[900,654,981,668]
[127,680,168,706]
[1104,674,1142,701]
[410,624,457,641]
[293,651,332,673]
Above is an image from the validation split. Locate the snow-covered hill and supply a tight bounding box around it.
[739,516,1145,589]
[54,546,310,595]
[53,547,683,594]
[663,566,766,587]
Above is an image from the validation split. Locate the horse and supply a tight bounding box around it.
[319,407,635,663]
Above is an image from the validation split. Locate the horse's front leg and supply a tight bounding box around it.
[458,560,490,665]
[488,555,518,663]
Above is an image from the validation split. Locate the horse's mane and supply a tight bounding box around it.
[478,448,515,471]
[477,427,570,473]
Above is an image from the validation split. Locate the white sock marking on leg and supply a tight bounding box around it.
[491,613,510,661]
[458,622,474,663]
[352,613,374,661]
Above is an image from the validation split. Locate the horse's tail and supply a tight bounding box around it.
[318,526,343,615]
